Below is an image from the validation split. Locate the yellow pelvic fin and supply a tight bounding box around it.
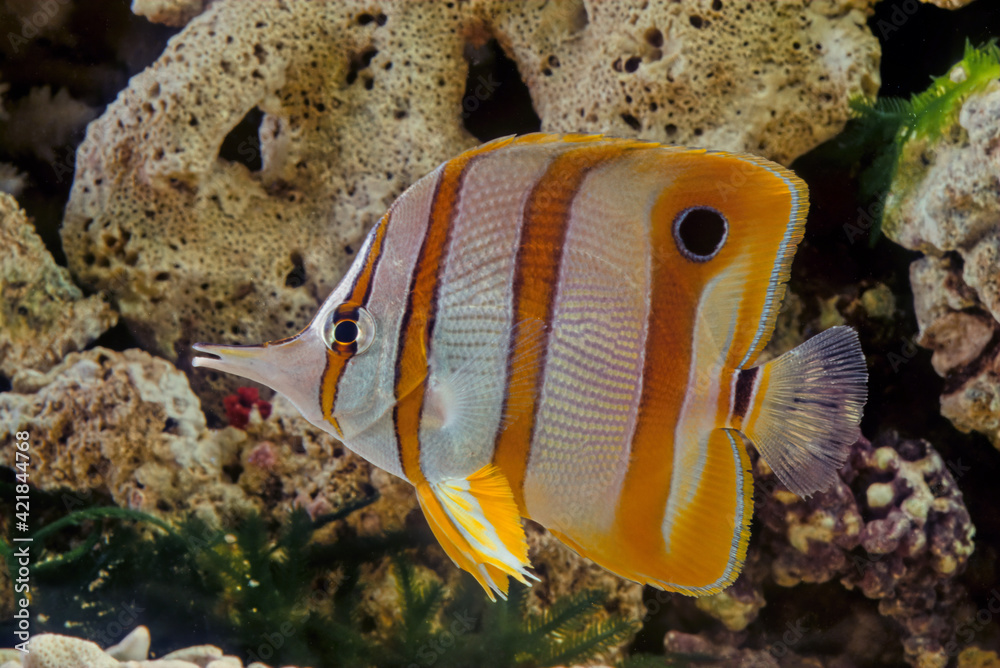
[415,464,535,601]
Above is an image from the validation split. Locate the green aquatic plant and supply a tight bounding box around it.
[375,559,639,668]
[513,587,639,667]
[0,483,637,667]
[314,556,638,668]
[831,40,999,242]
[0,483,404,662]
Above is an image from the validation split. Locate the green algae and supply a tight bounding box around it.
[833,40,1000,244]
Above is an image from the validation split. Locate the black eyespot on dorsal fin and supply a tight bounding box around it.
[673,206,728,261]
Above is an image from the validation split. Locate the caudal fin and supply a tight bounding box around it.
[739,326,867,497]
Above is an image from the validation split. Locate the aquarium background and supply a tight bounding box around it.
[0,1,999,667]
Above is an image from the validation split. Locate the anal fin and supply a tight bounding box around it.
[415,464,536,601]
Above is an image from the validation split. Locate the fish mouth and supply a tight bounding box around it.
[191,341,276,387]
[190,334,327,427]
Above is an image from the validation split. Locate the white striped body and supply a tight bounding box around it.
[193,133,868,599]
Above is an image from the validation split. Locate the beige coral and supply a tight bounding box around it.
[0,193,117,380]
[883,83,1000,448]
[19,634,117,668]
[0,347,249,520]
[919,0,978,8]
[62,0,881,412]
[131,0,206,27]
[489,0,880,163]
[0,342,390,528]
[3,626,252,668]
[692,552,767,632]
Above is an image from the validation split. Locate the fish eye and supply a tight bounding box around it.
[333,319,359,344]
[673,206,728,261]
[322,304,376,356]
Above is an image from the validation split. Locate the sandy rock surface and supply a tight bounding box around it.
[883,83,1000,448]
[0,194,116,379]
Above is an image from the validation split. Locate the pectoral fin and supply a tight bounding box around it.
[415,464,535,601]
[422,318,547,434]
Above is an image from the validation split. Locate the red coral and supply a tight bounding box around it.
[223,386,272,429]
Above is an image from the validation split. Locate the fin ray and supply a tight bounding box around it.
[741,326,868,497]
[415,464,533,601]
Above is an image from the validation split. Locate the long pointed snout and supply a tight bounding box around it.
[192,333,327,426]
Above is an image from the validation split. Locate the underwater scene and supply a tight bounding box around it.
[0,1,999,667]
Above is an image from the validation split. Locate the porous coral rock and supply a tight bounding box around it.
[0,193,116,380]
[920,0,978,8]
[63,0,881,411]
[131,0,206,27]
[63,0,477,411]
[756,433,976,668]
[911,255,996,377]
[234,393,380,526]
[0,342,386,530]
[693,551,768,632]
[3,630,251,668]
[20,634,117,668]
[883,83,1000,448]
[0,347,249,520]
[488,0,881,164]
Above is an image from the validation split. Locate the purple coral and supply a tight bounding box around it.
[755,433,975,666]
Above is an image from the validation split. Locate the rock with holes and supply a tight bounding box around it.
[920,0,978,8]
[0,193,116,381]
[63,1,476,413]
[486,0,880,164]
[0,343,389,529]
[6,628,246,667]
[883,83,1000,448]
[0,346,250,520]
[131,0,205,27]
[18,633,118,668]
[65,0,882,413]
[130,0,882,166]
